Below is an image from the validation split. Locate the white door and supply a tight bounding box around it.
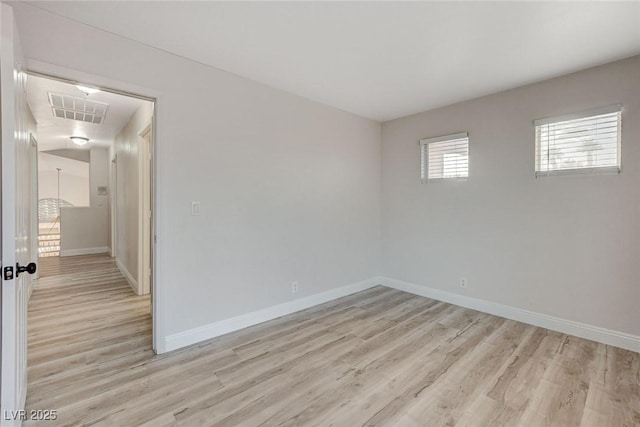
[1,4,33,426]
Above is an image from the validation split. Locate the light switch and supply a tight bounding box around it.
[191,201,201,215]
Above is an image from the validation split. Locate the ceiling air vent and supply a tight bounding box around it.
[48,92,109,124]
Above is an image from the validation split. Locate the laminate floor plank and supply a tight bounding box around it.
[172,335,364,425]
[25,255,640,426]
[403,333,520,420]
[259,309,463,427]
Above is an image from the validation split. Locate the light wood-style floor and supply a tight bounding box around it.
[26,255,639,426]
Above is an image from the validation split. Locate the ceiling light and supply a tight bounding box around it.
[70,136,89,146]
[76,85,101,96]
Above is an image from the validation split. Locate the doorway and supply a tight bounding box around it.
[139,125,153,297]
[25,72,157,354]
[0,7,158,417]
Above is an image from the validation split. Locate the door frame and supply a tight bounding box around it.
[24,62,162,353]
[110,152,117,259]
[29,133,39,285]
[138,124,152,296]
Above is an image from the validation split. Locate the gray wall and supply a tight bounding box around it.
[381,56,640,336]
[60,207,108,254]
[12,3,382,347]
[38,153,90,207]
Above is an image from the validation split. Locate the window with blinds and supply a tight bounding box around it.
[420,132,469,182]
[534,105,621,177]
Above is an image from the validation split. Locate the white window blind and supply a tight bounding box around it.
[535,105,621,177]
[420,132,469,182]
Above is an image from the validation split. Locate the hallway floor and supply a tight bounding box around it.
[26,254,152,425]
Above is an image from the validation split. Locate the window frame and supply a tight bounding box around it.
[533,105,622,178]
[420,132,469,183]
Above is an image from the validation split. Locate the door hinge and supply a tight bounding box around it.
[3,266,14,280]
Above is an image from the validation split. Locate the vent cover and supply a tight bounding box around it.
[48,92,108,124]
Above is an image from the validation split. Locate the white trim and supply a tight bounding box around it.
[30,133,39,281]
[419,131,468,146]
[533,104,622,126]
[137,123,152,296]
[116,257,139,295]
[378,276,640,353]
[161,275,640,354]
[161,277,379,353]
[60,246,109,257]
[25,60,161,100]
[423,177,469,183]
[535,165,620,178]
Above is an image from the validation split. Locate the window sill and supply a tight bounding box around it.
[535,166,620,178]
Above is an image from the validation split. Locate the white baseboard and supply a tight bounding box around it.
[60,246,109,257]
[162,277,379,353]
[161,275,639,354]
[378,276,640,353]
[116,257,138,295]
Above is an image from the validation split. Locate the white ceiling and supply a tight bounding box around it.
[27,74,147,151]
[26,1,640,122]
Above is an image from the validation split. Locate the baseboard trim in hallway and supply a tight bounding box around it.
[59,246,109,257]
[115,256,139,295]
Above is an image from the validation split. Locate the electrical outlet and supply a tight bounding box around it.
[459,278,468,289]
[191,201,201,215]
[291,281,299,294]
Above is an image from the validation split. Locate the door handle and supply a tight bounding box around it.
[16,262,37,277]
